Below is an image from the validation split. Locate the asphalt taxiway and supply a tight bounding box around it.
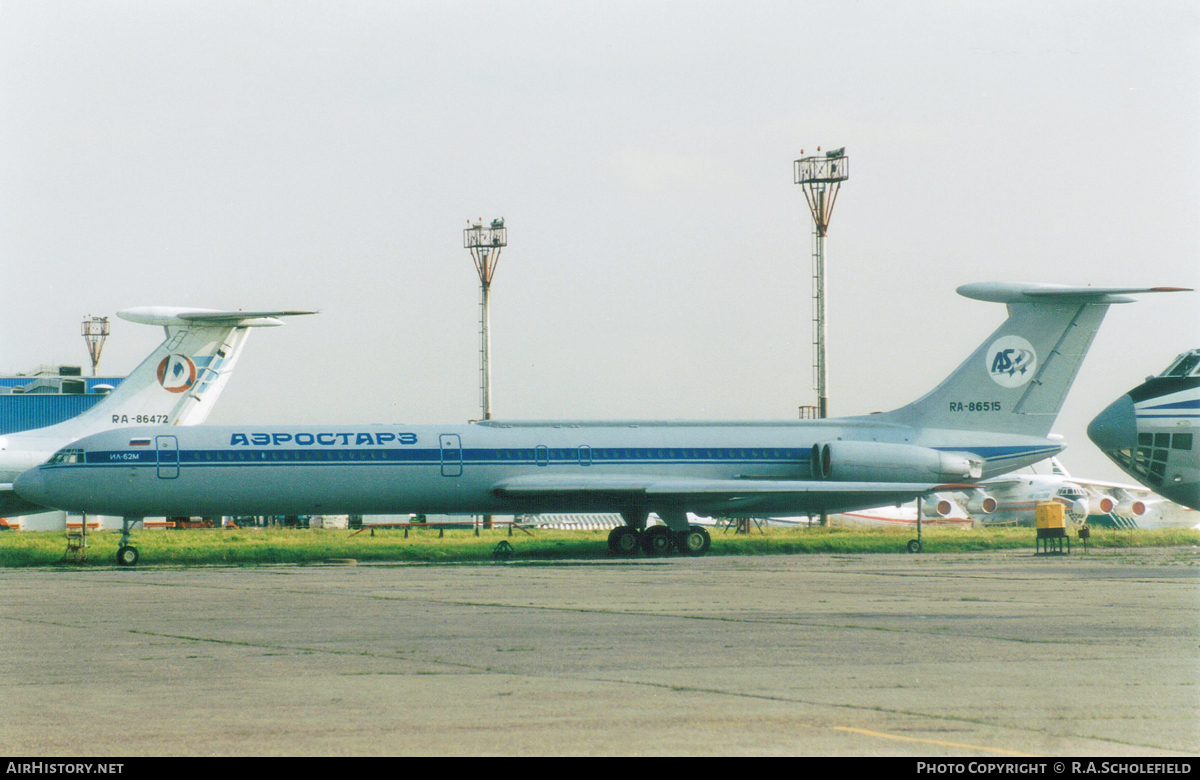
[1,548,1197,756]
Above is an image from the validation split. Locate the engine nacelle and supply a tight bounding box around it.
[921,497,955,518]
[1094,495,1116,514]
[810,441,983,483]
[1114,498,1147,518]
[965,493,997,515]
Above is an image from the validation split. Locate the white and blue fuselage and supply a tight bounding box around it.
[17,418,1060,519]
[1089,348,1200,510]
[14,283,1188,563]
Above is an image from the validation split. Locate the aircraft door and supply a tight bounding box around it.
[156,435,180,479]
[439,434,463,477]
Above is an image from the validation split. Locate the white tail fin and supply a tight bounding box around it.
[869,284,1190,437]
[22,308,314,441]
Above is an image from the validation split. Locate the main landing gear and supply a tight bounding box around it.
[607,524,712,557]
[116,517,142,566]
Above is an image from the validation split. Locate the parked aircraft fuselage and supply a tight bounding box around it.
[16,419,1059,519]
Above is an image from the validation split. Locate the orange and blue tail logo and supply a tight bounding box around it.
[156,355,197,393]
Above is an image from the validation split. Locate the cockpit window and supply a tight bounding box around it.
[47,448,84,465]
[1161,350,1200,378]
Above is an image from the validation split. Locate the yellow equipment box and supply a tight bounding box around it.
[1035,502,1066,530]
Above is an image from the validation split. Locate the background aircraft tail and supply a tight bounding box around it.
[869,283,1188,438]
[25,308,314,442]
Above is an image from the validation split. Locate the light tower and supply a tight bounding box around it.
[794,147,848,419]
[464,218,507,420]
[81,315,110,377]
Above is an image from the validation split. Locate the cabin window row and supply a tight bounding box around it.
[183,448,807,463]
[194,450,390,462]
[493,448,804,461]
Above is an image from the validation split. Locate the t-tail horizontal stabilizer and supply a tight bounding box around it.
[957,283,1193,304]
[869,283,1191,438]
[22,308,316,441]
[118,307,318,329]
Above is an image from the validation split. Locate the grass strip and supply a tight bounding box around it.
[0,525,1196,568]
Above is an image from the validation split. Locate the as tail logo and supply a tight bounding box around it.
[986,336,1037,388]
[157,354,197,394]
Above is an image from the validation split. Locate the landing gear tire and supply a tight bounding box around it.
[907,539,922,554]
[116,545,140,566]
[608,526,639,556]
[640,525,674,556]
[676,525,711,556]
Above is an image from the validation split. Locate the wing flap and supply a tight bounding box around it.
[494,474,970,500]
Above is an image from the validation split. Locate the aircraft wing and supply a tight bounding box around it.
[974,477,1024,491]
[0,485,54,517]
[494,474,973,512]
[1061,477,1152,495]
[979,475,1152,495]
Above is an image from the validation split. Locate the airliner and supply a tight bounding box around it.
[786,457,1150,528]
[830,457,1178,529]
[945,457,1157,526]
[1089,348,1200,510]
[0,307,314,517]
[15,283,1188,565]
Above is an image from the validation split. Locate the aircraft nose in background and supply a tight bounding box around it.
[13,468,48,506]
[1088,394,1138,453]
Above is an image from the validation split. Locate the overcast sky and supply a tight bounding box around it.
[2,0,1197,482]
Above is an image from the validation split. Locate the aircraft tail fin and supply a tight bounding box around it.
[26,308,315,441]
[868,283,1189,438]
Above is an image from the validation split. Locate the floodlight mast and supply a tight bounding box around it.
[464,219,507,420]
[794,148,848,420]
[81,315,110,377]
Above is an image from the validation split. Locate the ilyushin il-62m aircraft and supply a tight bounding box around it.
[16,283,1189,565]
[0,308,314,518]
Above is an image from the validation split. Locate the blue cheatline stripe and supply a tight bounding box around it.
[1143,398,1200,410]
[63,443,1060,471]
[935,445,1060,461]
[988,448,1060,461]
[72,446,817,469]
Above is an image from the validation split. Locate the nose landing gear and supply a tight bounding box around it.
[116,517,143,566]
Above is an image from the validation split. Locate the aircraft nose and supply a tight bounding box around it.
[1088,394,1137,453]
[13,468,47,505]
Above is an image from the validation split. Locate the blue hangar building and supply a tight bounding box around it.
[0,365,125,435]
